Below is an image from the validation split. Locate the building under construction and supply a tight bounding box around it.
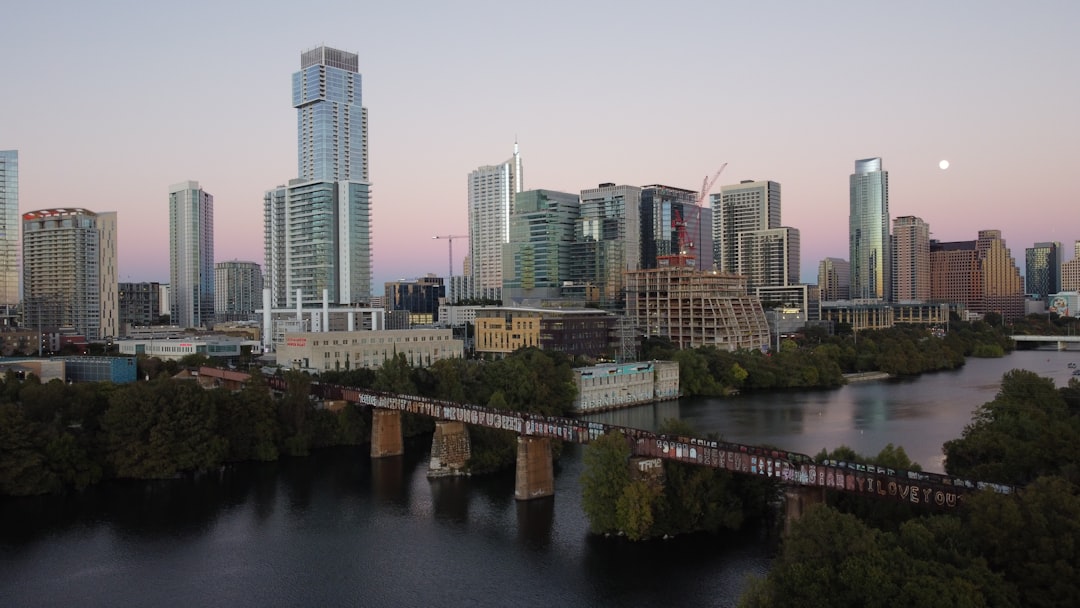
[625,266,770,351]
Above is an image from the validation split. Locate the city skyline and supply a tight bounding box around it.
[3,1,1078,290]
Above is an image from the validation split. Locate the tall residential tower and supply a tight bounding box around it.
[265,46,373,308]
[849,158,890,301]
[22,208,117,340]
[170,181,215,329]
[467,143,522,301]
[0,151,18,316]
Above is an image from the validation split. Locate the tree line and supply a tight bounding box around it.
[0,347,578,497]
[646,319,1012,397]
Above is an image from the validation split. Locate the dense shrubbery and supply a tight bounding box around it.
[643,320,1011,397]
[581,419,776,540]
[740,372,1080,607]
[0,348,578,496]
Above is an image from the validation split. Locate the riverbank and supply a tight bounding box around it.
[842,371,892,383]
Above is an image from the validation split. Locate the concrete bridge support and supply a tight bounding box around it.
[370,409,404,458]
[428,421,471,477]
[514,436,554,501]
[783,486,825,535]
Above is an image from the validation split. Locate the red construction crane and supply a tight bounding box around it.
[697,162,729,207]
[432,234,468,280]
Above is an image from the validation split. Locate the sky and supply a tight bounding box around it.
[3,1,1079,289]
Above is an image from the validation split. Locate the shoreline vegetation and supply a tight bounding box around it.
[0,316,1044,500]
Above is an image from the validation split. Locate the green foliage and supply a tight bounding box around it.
[965,476,1080,608]
[101,381,226,479]
[0,403,60,495]
[740,505,1017,608]
[971,343,1006,358]
[944,369,1080,485]
[580,431,632,535]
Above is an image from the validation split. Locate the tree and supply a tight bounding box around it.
[580,430,631,535]
[944,369,1080,485]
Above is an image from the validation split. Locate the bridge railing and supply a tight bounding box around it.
[259,372,1016,508]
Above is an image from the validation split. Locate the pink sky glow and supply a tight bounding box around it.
[4,1,1078,289]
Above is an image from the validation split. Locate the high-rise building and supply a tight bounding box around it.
[930,230,1024,320]
[503,189,580,304]
[265,46,373,308]
[215,261,263,323]
[977,230,1025,319]
[891,216,931,303]
[571,183,642,308]
[849,158,890,301]
[0,151,18,314]
[468,143,522,301]
[295,46,368,182]
[818,257,851,301]
[169,181,215,329]
[1025,241,1063,299]
[713,180,780,274]
[118,282,162,333]
[736,227,800,290]
[22,208,117,340]
[384,274,445,326]
[1062,241,1080,292]
[641,185,714,271]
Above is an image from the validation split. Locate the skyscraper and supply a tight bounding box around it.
[713,180,780,274]
[22,208,117,340]
[169,181,215,329]
[818,257,851,301]
[849,158,890,301]
[736,227,800,290]
[1025,241,1062,299]
[0,151,18,313]
[295,45,368,182]
[891,216,930,303]
[641,185,713,271]
[467,143,522,301]
[1062,241,1080,292]
[214,261,263,323]
[265,46,373,308]
[572,183,642,308]
[503,189,580,303]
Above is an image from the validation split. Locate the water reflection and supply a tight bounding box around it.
[515,496,554,550]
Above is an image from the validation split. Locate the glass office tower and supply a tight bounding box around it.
[0,150,18,311]
[849,158,890,301]
[266,46,373,307]
[169,181,215,329]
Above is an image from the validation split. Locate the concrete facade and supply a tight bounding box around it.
[276,328,463,371]
[573,360,680,413]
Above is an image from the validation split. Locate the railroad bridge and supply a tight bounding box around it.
[224,369,1013,522]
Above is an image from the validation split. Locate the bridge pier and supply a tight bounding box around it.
[370,409,404,458]
[514,436,554,500]
[783,486,825,535]
[1059,341,1067,351]
[428,421,471,477]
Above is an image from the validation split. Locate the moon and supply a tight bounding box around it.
[939,160,950,170]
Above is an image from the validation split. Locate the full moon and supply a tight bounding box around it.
[939,160,950,170]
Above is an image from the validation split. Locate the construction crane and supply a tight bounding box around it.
[696,162,729,207]
[432,234,468,280]
[691,163,728,270]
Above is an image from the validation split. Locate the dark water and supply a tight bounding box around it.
[1,350,1075,607]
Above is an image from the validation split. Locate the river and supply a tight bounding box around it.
[1,350,1076,607]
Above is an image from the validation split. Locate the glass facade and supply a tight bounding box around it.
[1025,241,1062,299]
[265,47,373,306]
[169,181,215,329]
[293,46,366,182]
[0,151,18,308]
[503,189,580,302]
[849,158,890,301]
[640,185,713,272]
[571,184,642,309]
[468,144,523,301]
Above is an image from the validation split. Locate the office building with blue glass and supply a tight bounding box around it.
[265,46,372,309]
